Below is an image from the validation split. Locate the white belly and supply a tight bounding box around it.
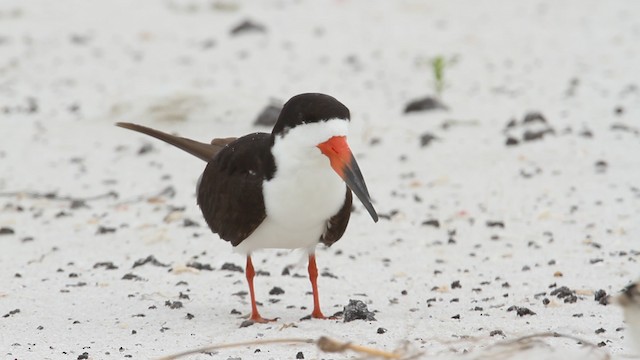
[234,159,346,253]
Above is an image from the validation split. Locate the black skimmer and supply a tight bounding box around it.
[117,93,378,323]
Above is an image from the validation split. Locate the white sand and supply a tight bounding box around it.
[1,0,639,359]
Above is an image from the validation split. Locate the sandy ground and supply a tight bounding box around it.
[1,0,640,359]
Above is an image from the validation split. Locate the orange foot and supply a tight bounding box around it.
[311,309,338,320]
[240,314,278,327]
[250,315,278,323]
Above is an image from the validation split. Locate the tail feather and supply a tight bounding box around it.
[116,122,230,162]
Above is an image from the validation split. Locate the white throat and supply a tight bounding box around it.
[234,118,350,253]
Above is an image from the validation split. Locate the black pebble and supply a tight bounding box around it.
[422,219,440,228]
[296,351,304,359]
[132,255,169,268]
[164,300,183,309]
[490,330,504,337]
[542,298,550,305]
[523,112,547,124]
[516,307,536,316]
[594,161,608,174]
[239,320,254,328]
[523,129,554,142]
[0,227,15,235]
[186,261,214,271]
[321,270,337,279]
[93,262,118,270]
[594,289,609,305]
[182,218,199,227]
[614,106,624,116]
[230,19,266,35]
[221,263,244,273]
[451,280,461,289]
[505,137,519,146]
[486,220,505,228]
[595,328,605,334]
[2,309,20,318]
[77,352,89,360]
[269,287,285,295]
[96,226,116,235]
[137,143,154,155]
[121,273,143,281]
[377,327,387,334]
[420,132,440,147]
[404,96,448,113]
[550,286,577,303]
[343,299,376,322]
[507,306,536,316]
[254,103,282,127]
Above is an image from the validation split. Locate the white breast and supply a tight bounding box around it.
[234,119,349,253]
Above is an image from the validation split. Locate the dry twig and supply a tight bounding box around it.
[157,336,407,360]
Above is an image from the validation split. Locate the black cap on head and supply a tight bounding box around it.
[272,93,350,136]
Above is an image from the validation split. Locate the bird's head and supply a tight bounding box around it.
[272,93,378,223]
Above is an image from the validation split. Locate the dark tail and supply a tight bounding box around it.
[116,122,229,162]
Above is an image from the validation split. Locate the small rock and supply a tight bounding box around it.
[137,143,154,155]
[132,255,169,268]
[2,309,20,318]
[96,226,116,235]
[269,287,285,295]
[164,300,183,309]
[594,289,609,305]
[239,320,254,328]
[0,227,15,235]
[343,299,376,322]
[377,327,387,334]
[221,263,243,273]
[182,218,199,227]
[230,19,266,35]
[422,219,440,228]
[121,273,143,281]
[253,103,282,127]
[404,96,448,113]
[93,262,118,270]
[523,112,547,124]
[505,137,519,146]
[594,161,608,174]
[420,132,440,147]
[486,220,505,228]
[186,261,214,271]
[296,351,304,359]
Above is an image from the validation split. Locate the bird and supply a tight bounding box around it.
[616,281,640,354]
[116,93,378,324]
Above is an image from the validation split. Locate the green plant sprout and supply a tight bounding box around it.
[430,55,458,97]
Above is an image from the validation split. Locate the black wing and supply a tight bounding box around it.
[320,187,352,247]
[197,133,276,246]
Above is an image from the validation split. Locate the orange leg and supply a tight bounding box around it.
[308,254,329,319]
[246,255,275,323]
